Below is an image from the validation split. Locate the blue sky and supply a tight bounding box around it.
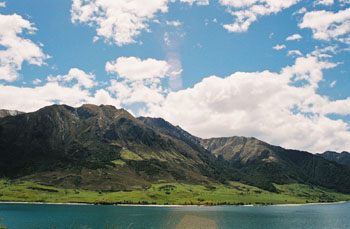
[0,0,349,153]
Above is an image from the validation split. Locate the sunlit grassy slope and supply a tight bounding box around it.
[0,180,349,205]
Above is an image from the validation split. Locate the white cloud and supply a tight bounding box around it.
[105,57,170,81]
[108,79,165,105]
[47,68,97,89]
[86,89,121,106]
[180,0,209,5]
[0,2,6,7]
[0,83,119,113]
[0,14,49,81]
[287,50,302,57]
[0,68,119,112]
[273,44,286,50]
[106,56,176,106]
[339,0,350,5]
[314,0,334,6]
[293,7,307,16]
[71,0,207,46]
[299,8,350,43]
[330,80,336,88]
[92,36,99,43]
[286,34,302,41]
[220,0,300,32]
[0,82,89,112]
[144,54,350,153]
[71,0,170,46]
[166,20,182,27]
[32,78,42,85]
[311,45,338,58]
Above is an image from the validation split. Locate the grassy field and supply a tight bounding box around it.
[0,179,349,205]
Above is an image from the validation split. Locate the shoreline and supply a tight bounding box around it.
[273,201,347,207]
[0,201,347,207]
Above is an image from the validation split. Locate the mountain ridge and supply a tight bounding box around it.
[317,151,350,167]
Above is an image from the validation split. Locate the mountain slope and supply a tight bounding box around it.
[200,137,350,193]
[317,151,350,166]
[0,104,217,191]
[138,117,242,182]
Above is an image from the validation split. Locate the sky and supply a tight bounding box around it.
[0,0,349,153]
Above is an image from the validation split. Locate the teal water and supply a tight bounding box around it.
[1,202,350,228]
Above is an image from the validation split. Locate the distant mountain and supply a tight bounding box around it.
[317,151,350,166]
[0,109,24,118]
[1,104,350,195]
[200,137,350,193]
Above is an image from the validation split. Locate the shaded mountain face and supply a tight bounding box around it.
[138,117,241,183]
[200,137,350,193]
[0,104,217,191]
[317,151,350,166]
[0,109,24,118]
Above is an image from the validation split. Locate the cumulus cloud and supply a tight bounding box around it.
[220,0,300,32]
[70,0,207,46]
[299,8,350,44]
[293,7,307,16]
[108,79,166,106]
[180,0,209,5]
[106,57,170,81]
[286,34,302,41]
[0,14,49,81]
[273,44,286,50]
[32,78,42,85]
[0,68,119,112]
[0,2,5,7]
[106,56,175,106]
[330,80,336,88]
[71,0,170,46]
[143,54,350,153]
[166,20,182,27]
[311,45,338,59]
[314,0,334,6]
[47,68,97,89]
[287,50,302,57]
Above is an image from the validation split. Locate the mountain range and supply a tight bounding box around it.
[317,151,350,167]
[0,104,350,194]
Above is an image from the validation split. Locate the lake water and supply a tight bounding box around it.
[1,202,350,228]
